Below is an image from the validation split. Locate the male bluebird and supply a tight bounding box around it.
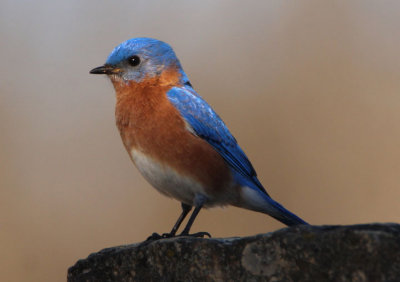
[90,38,308,238]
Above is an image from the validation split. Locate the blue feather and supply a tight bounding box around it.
[167,86,269,196]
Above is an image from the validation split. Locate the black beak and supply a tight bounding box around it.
[90,65,116,75]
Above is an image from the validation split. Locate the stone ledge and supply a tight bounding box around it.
[68,223,400,281]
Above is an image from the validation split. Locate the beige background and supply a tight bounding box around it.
[1,1,400,281]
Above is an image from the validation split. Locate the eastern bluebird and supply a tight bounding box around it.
[90,38,308,239]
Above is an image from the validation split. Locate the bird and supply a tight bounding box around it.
[90,37,308,239]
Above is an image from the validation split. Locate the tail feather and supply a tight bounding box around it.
[265,197,308,226]
[240,186,308,226]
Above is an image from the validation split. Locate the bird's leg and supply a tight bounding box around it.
[146,203,192,241]
[167,203,192,237]
[179,194,211,238]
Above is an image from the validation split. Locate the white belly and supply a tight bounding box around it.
[130,149,205,205]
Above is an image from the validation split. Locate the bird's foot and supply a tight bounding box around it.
[146,232,175,241]
[146,231,211,241]
[179,231,211,238]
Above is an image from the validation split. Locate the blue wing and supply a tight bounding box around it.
[167,86,269,196]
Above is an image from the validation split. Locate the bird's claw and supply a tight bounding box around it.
[146,232,175,241]
[179,231,212,238]
[146,231,211,241]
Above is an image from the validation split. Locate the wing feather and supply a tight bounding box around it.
[167,86,267,195]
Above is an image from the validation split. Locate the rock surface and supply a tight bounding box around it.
[68,224,400,281]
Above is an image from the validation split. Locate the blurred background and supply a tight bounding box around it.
[1,1,400,281]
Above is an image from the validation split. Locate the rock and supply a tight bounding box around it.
[68,224,400,282]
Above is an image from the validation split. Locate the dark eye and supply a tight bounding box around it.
[128,55,140,67]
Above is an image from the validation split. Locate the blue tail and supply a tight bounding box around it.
[239,183,309,226]
[264,196,309,226]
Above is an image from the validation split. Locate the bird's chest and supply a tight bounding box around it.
[116,92,186,156]
[115,89,205,203]
[114,86,235,205]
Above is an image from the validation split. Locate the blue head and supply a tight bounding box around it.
[90,37,189,84]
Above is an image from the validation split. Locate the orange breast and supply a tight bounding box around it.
[111,69,234,199]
